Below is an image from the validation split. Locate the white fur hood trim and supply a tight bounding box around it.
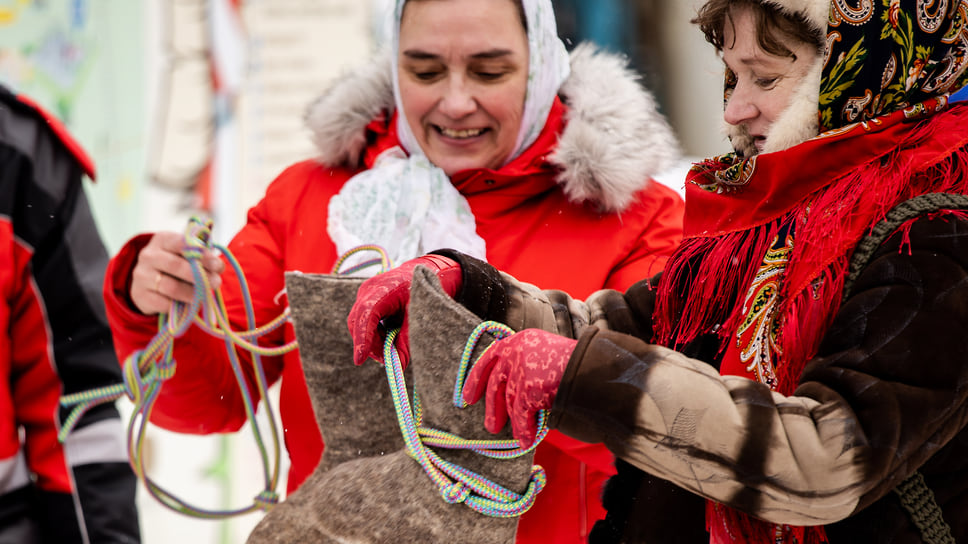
[762,0,829,33]
[304,43,680,213]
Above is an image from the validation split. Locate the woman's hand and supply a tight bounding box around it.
[462,329,577,448]
[129,231,225,315]
[348,254,462,368]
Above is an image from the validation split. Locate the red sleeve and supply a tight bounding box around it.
[605,181,684,291]
[103,189,293,434]
[103,234,158,359]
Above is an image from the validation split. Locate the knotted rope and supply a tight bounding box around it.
[59,217,294,518]
[383,322,548,518]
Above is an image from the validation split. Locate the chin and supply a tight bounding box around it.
[429,151,504,176]
[431,159,469,177]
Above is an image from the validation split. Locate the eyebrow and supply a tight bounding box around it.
[401,49,514,61]
[724,53,791,73]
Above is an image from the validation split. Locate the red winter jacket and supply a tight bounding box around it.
[105,45,683,543]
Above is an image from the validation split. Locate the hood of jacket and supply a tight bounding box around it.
[730,0,968,156]
[304,43,680,213]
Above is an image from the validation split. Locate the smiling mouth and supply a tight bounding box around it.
[436,126,487,139]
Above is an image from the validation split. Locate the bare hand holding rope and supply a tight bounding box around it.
[130,231,225,315]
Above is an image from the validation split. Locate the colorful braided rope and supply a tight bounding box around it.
[382,322,549,518]
[330,244,394,276]
[59,217,294,519]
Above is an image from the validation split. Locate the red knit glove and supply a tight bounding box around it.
[348,254,462,368]
[462,329,577,448]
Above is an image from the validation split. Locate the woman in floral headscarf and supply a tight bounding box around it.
[349,0,968,542]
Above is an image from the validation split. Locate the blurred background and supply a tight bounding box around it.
[0,0,738,543]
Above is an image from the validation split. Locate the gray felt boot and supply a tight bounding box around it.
[247,272,406,543]
[247,266,539,543]
[285,272,406,470]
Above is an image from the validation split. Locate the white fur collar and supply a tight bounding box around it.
[304,43,680,212]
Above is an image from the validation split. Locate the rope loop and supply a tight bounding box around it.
[330,244,394,276]
[59,216,298,519]
[121,350,172,403]
[381,320,550,519]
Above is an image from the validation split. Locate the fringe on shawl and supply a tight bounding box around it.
[657,109,968,395]
[775,117,968,394]
[654,222,782,352]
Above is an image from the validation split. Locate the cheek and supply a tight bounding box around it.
[766,78,804,125]
[398,80,436,127]
[484,84,527,138]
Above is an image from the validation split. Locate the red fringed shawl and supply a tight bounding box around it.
[653,99,968,544]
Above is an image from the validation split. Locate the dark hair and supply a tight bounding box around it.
[693,0,824,60]
[403,0,528,31]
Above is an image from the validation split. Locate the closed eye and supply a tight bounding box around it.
[414,71,443,81]
[475,71,507,81]
[755,76,780,89]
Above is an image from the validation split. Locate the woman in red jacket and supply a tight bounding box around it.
[104,0,683,541]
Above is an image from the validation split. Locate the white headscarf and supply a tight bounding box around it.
[328,0,570,275]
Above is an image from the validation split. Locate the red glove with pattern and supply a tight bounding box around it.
[348,254,462,368]
[461,328,577,448]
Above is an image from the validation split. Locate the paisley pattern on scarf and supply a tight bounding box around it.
[732,229,794,390]
[821,0,968,130]
[693,155,758,194]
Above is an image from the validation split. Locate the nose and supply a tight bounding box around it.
[723,82,759,126]
[438,76,477,119]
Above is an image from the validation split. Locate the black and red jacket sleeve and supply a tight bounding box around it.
[0,84,141,543]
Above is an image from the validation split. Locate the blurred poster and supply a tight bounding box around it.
[149,0,215,193]
[0,0,146,254]
[236,0,372,218]
[150,0,374,237]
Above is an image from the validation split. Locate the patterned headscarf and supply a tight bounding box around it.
[820,0,968,128]
[726,0,968,156]
[328,0,569,275]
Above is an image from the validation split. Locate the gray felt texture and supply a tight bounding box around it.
[247,267,534,543]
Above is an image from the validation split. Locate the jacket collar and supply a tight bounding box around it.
[303,43,680,213]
